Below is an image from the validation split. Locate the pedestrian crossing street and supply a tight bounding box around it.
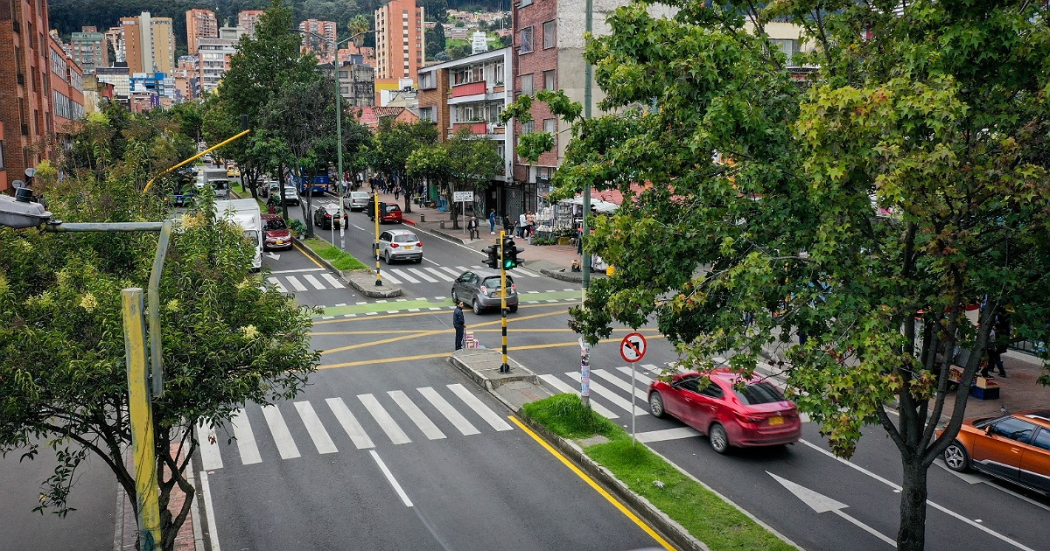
[196,361,805,469]
[265,264,544,293]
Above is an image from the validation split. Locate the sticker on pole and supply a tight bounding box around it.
[620,332,647,363]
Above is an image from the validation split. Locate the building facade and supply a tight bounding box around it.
[186,9,218,56]
[48,32,85,151]
[95,66,131,103]
[121,12,175,75]
[299,19,337,64]
[375,0,425,82]
[70,26,109,75]
[338,63,376,108]
[238,10,266,39]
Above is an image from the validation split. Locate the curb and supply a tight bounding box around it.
[295,241,402,298]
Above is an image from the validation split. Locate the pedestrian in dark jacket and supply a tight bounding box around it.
[453,301,466,351]
[467,216,479,240]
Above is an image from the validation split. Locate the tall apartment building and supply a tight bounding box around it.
[238,10,266,38]
[197,26,244,95]
[48,32,85,150]
[299,19,337,64]
[0,0,54,193]
[337,63,376,108]
[186,9,218,56]
[121,12,175,75]
[172,56,200,101]
[70,26,109,75]
[375,0,425,82]
[105,26,125,63]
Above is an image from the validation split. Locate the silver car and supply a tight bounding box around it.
[451,268,519,314]
[379,229,422,264]
[346,191,370,211]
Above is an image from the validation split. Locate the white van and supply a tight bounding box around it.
[216,199,263,271]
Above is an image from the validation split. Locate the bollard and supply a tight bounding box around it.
[420,214,425,223]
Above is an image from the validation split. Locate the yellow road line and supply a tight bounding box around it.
[311,301,578,325]
[321,330,442,355]
[509,416,674,550]
[294,242,324,268]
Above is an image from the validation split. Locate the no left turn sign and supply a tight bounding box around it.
[620,332,647,363]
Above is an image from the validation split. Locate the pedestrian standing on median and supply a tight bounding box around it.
[489,209,497,234]
[453,301,466,351]
[467,216,479,240]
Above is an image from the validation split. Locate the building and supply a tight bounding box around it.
[375,0,425,82]
[172,56,200,101]
[96,66,131,104]
[70,26,109,75]
[238,10,266,39]
[128,72,176,113]
[299,19,338,64]
[121,12,176,75]
[471,31,490,54]
[186,9,218,56]
[105,26,125,63]
[417,47,514,206]
[338,43,376,68]
[48,33,85,151]
[337,63,376,108]
[196,29,241,95]
[0,0,54,193]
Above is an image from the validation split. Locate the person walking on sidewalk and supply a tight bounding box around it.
[489,209,497,234]
[526,211,536,238]
[394,184,401,200]
[518,212,527,238]
[453,301,466,351]
[467,216,479,240]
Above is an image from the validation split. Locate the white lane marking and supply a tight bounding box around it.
[231,409,262,465]
[407,268,439,283]
[198,471,222,551]
[266,277,287,293]
[378,271,401,285]
[388,390,446,440]
[326,398,375,449]
[592,368,648,402]
[294,401,338,454]
[636,427,702,443]
[439,266,464,278]
[387,269,419,284]
[566,372,648,416]
[269,267,325,274]
[358,393,411,444]
[639,363,664,376]
[370,450,413,507]
[196,421,224,470]
[303,274,327,290]
[261,405,301,459]
[418,387,479,435]
[322,273,342,287]
[511,267,540,278]
[448,384,513,431]
[538,374,619,419]
[769,471,897,548]
[424,267,455,282]
[286,275,309,292]
[617,366,653,386]
[798,439,1037,551]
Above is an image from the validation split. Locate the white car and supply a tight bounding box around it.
[346,191,370,211]
[281,185,300,206]
[379,229,423,264]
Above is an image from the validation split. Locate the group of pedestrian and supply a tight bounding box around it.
[981,310,1011,378]
[516,212,536,238]
[368,175,402,198]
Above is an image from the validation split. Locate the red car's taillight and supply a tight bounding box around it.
[390,243,399,248]
[734,411,762,424]
[416,241,423,247]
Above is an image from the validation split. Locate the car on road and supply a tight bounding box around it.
[367,202,403,224]
[346,191,370,211]
[260,182,281,198]
[451,268,518,314]
[261,214,293,250]
[378,229,423,264]
[312,203,342,230]
[282,185,300,206]
[940,409,1050,495]
[648,368,802,454]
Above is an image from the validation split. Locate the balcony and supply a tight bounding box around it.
[450,81,486,98]
[452,121,489,135]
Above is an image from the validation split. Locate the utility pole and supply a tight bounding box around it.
[498,231,511,373]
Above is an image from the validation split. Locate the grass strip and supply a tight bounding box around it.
[522,394,794,551]
[304,238,370,271]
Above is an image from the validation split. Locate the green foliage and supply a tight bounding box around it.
[303,238,370,270]
[521,394,623,439]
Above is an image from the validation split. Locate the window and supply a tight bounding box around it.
[419,106,435,122]
[419,71,435,89]
[543,118,555,135]
[520,73,534,95]
[543,20,556,49]
[522,120,534,134]
[1032,429,1050,451]
[520,27,533,53]
[771,38,800,65]
[544,70,556,90]
[520,0,533,6]
[990,418,1037,443]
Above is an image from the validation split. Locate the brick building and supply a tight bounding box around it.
[299,19,337,64]
[47,32,84,151]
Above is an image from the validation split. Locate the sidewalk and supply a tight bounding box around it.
[939,349,1050,421]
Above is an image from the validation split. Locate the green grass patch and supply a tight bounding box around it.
[523,393,794,551]
[304,238,369,270]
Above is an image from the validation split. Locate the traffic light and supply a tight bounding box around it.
[483,245,499,269]
[502,237,523,269]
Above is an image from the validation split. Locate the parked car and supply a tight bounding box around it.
[346,191,371,211]
[261,214,293,250]
[260,182,280,198]
[451,268,518,314]
[282,185,301,206]
[312,203,342,230]
[940,409,1050,495]
[379,229,423,264]
[648,368,802,454]
[367,202,403,224]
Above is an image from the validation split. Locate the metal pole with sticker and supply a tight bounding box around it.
[620,332,647,445]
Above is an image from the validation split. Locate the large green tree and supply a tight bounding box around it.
[0,110,319,551]
[526,2,1050,550]
[370,119,439,213]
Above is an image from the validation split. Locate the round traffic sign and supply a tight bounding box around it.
[620,332,647,363]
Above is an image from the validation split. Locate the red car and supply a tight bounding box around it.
[648,368,802,453]
[369,202,403,224]
[261,214,293,250]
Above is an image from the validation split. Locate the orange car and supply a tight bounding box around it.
[941,409,1050,495]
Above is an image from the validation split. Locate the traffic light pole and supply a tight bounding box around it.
[498,231,511,373]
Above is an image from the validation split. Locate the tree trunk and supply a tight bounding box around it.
[402,171,413,213]
[897,454,928,550]
[302,165,315,239]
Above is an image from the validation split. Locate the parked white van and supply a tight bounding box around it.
[216,199,262,271]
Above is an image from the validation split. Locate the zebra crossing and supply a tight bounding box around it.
[195,383,513,470]
[264,264,544,293]
[377,264,542,285]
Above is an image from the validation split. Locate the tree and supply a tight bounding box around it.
[519,2,1050,550]
[370,119,438,213]
[0,110,319,551]
[446,127,504,228]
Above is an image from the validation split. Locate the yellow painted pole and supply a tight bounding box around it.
[142,129,251,195]
[122,289,160,550]
[374,189,383,286]
[499,231,510,373]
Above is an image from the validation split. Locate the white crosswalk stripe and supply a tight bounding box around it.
[418,387,480,435]
[326,397,374,450]
[262,405,301,459]
[448,384,512,431]
[424,267,455,282]
[538,374,619,419]
[636,427,701,443]
[378,271,401,285]
[439,266,464,278]
[358,393,411,444]
[389,390,446,440]
[231,409,262,465]
[196,421,224,470]
[592,368,648,402]
[294,401,338,454]
[387,269,419,284]
[407,268,439,283]
[266,277,287,293]
[303,274,327,290]
[322,273,343,287]
[566,372,648,416]
[616,366,653,386]
[285,275,309,292]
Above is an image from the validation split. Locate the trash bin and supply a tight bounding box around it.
[420,214,426,223]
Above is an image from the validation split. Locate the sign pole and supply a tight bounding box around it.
[620,331,648,446]
[499,231,511,373]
